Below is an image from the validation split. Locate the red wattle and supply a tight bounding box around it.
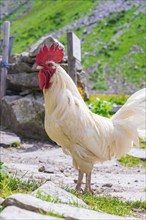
[38,65,56,90]
[38,70,46,90]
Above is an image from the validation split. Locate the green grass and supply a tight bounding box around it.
[68,190,146,217]
[0,162,42,198]
[81,8,145,85]
[1,0,97,53]
[1,1,145,91]
[59,7,145,89]
[36,189,61,203]
[118,155,146,168]
[35,188,146,217]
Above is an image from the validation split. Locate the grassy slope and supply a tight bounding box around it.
[1,0,96,53]
[59,7,146,88]
[1,0,145,90]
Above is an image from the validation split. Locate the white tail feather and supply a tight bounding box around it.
[111,88,146,157]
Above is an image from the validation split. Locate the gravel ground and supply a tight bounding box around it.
[1,136,145,203]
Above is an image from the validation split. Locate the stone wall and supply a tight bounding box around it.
[0,36,88,141]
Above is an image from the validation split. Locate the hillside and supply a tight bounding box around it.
[0,0,145,94]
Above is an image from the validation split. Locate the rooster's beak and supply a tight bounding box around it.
[36,66,43,70]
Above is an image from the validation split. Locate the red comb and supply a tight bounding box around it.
[36,44,64,66]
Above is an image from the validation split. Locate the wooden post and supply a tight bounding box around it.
[67,32,81,84]
[0,21,10,99]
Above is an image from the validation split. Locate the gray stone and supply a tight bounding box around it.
[111,191,146,202]
[60,63,68,73]
[77,71,89,100]
[9,62,33,74]
[1,206,64,220]
[38,165,54,173]
[9,53,20,64]
[2,193,139,220]
[31,62,39,72]
[128,148,146,160]
[7,72,39,90]
[0,131,21,146]
[20,52,36,64]
[0,95,49,140]
[29,35,64,57]
[32,181,87,207]
[102,183,113,188]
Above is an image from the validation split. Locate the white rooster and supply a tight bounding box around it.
[36,43,146,192]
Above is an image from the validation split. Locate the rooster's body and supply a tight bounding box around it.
[36,44,146,192]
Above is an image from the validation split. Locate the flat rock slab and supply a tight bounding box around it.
[32,181,87,207]
[111,191,146,202]
[1,206,64,220]
[0,131,21,146]
[29,35,64,57]
[128,148,146,160]
[2,193,139,220]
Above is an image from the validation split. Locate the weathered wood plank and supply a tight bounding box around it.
[0,21,10,99]
[67,32,81,84]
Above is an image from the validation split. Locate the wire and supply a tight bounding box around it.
[0,61,11,70]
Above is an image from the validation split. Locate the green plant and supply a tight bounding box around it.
[87,98,113,118]
[46,211,64,218]
[10,142,21,148]
[68,190,146,217]
[118,155,146,168]
[0,163,43,198]
[0,162,8,182]
[36,190,61,203]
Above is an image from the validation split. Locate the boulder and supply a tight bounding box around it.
[7,72,39,90]
[2,193,139,220]
[9,62,33,74]
[1,206,64,220]
[128,148,146,160]
[0,95,49,141]
[0,130,21,147]
[32,181,87,207]
[20,52,36,64]
[29,35,64,57]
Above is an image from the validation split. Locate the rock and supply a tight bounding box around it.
[32,181,87,207]
[20,52,36,64]
[7,72,39,90]
[110,105,122,114]
[0,131,21,147]
[19,89,32,96]
[29,36,64,57]
[111,191,146,203]
[76,60,83,72]
[128,148,146,160]
[31,62,39,72]
[77,71,89,100]
[102,183,113,188]
[60,63,68,73]
[0,95,49,140]
[1,206,64,220]
[2,193,139,220]
[38,166,54,173]
[9,62,33,74]
[10,53,20,64]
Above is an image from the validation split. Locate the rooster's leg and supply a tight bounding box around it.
[84,172,92,193]
[75,170,84,192]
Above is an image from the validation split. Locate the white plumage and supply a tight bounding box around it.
[43,64,146,191]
